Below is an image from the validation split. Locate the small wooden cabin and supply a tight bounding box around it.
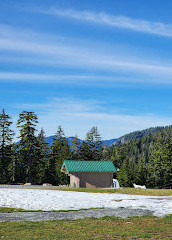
[61,160,117,188]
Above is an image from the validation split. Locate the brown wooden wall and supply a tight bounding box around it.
[69,172,113,188]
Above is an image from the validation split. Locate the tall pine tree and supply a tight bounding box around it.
[71,135,81,160]
[80,126,103,160]
[48,126,71,185]
[148,133,165,188]
[33,128,49,184]
[163,136,172,188]
[0,109,14,183]
[118,158,133,187]
[17,111,38,184]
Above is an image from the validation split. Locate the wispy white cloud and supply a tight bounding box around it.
[38,8,172,38]
[1,24,172,84]
[0,71,172,85]
[0,72,95,83]
[18,97,101,113]
[14,97,172,140]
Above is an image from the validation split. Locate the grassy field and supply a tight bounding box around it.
[0,215,172,239]
[45,187,172,196]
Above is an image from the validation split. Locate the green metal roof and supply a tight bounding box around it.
[61,160,116,173]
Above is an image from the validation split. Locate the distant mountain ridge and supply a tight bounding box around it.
[45,125,172,148]
[45,136,119,147]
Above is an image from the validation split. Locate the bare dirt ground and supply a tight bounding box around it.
[0,208,154,222]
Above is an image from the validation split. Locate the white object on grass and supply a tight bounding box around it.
[133,183,146,189]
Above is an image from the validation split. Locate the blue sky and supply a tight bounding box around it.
[1,0,172,140]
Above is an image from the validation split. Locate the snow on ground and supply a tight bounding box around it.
[0,188,171,217]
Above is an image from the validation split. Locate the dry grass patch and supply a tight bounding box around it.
[0,207,103,213]
[0,215,172,239]
[45,187,172,196]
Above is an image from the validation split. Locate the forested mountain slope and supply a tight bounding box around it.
[109,125,172,189]
[114,126,170,146]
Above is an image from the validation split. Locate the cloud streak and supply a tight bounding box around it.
[38,8,172,38]
[0,71,172,85]
[1,25,172,84]
[0,72,95,83]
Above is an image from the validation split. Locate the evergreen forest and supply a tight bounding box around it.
[0,109,172,189]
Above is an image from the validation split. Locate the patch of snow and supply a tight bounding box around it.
[0,188,171,217]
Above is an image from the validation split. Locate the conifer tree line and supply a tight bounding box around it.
[0,109,171,188]
[0,110,103,185]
